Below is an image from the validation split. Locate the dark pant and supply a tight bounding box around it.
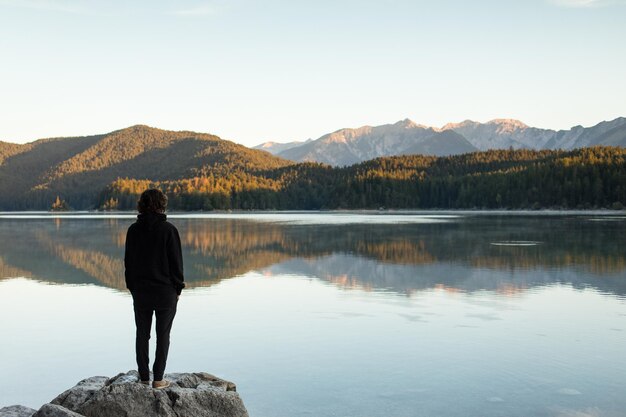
[132,288,178,381]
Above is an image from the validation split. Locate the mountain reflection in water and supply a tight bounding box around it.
[0,214,624,298]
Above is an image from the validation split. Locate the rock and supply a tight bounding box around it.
[32,404,83,417]
[7,371,248,417]
[0,405,37,417]
[49,377,108,412]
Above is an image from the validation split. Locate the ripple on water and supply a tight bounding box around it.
[487,397,504,403]
[490,241,542,246]
[557,388,582,396]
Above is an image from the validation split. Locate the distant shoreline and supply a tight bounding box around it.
[0,209,625,217]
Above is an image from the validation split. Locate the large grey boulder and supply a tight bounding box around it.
[2,371,248,417]
[32,404,84,417]
[0,405,37,417]
[48,377,109,413]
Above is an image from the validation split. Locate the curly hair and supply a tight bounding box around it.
[137,189,168,214]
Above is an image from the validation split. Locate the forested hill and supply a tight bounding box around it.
[0,125,291,210]
[100,147,626,211]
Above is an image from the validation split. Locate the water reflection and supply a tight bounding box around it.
[0,214,624,297]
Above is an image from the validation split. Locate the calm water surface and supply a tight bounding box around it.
[1,212,625,417]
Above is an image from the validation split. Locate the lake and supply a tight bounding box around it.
[1,212,625,417]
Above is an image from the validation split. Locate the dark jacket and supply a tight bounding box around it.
[124,212,185,295]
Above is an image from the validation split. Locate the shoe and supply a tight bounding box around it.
[139,380,150,385]
[152,380,171,389]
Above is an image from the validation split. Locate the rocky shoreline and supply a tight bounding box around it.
[0,371,248,417]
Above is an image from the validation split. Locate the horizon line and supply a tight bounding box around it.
[2,115,624,146]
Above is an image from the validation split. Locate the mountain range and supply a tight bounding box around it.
[1,119,625,210]
[254,117,626,166]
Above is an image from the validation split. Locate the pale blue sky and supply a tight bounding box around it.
[1,0,625,146]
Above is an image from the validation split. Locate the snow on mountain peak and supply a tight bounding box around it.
[487,119,529,132]
[439,120,479,131]
[394,118,419,128]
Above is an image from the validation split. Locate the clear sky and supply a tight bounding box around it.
[1,0,625,146]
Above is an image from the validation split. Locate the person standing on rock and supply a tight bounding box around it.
[124,188,185,389]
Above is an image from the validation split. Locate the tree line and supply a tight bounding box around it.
[96,147,626,211]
